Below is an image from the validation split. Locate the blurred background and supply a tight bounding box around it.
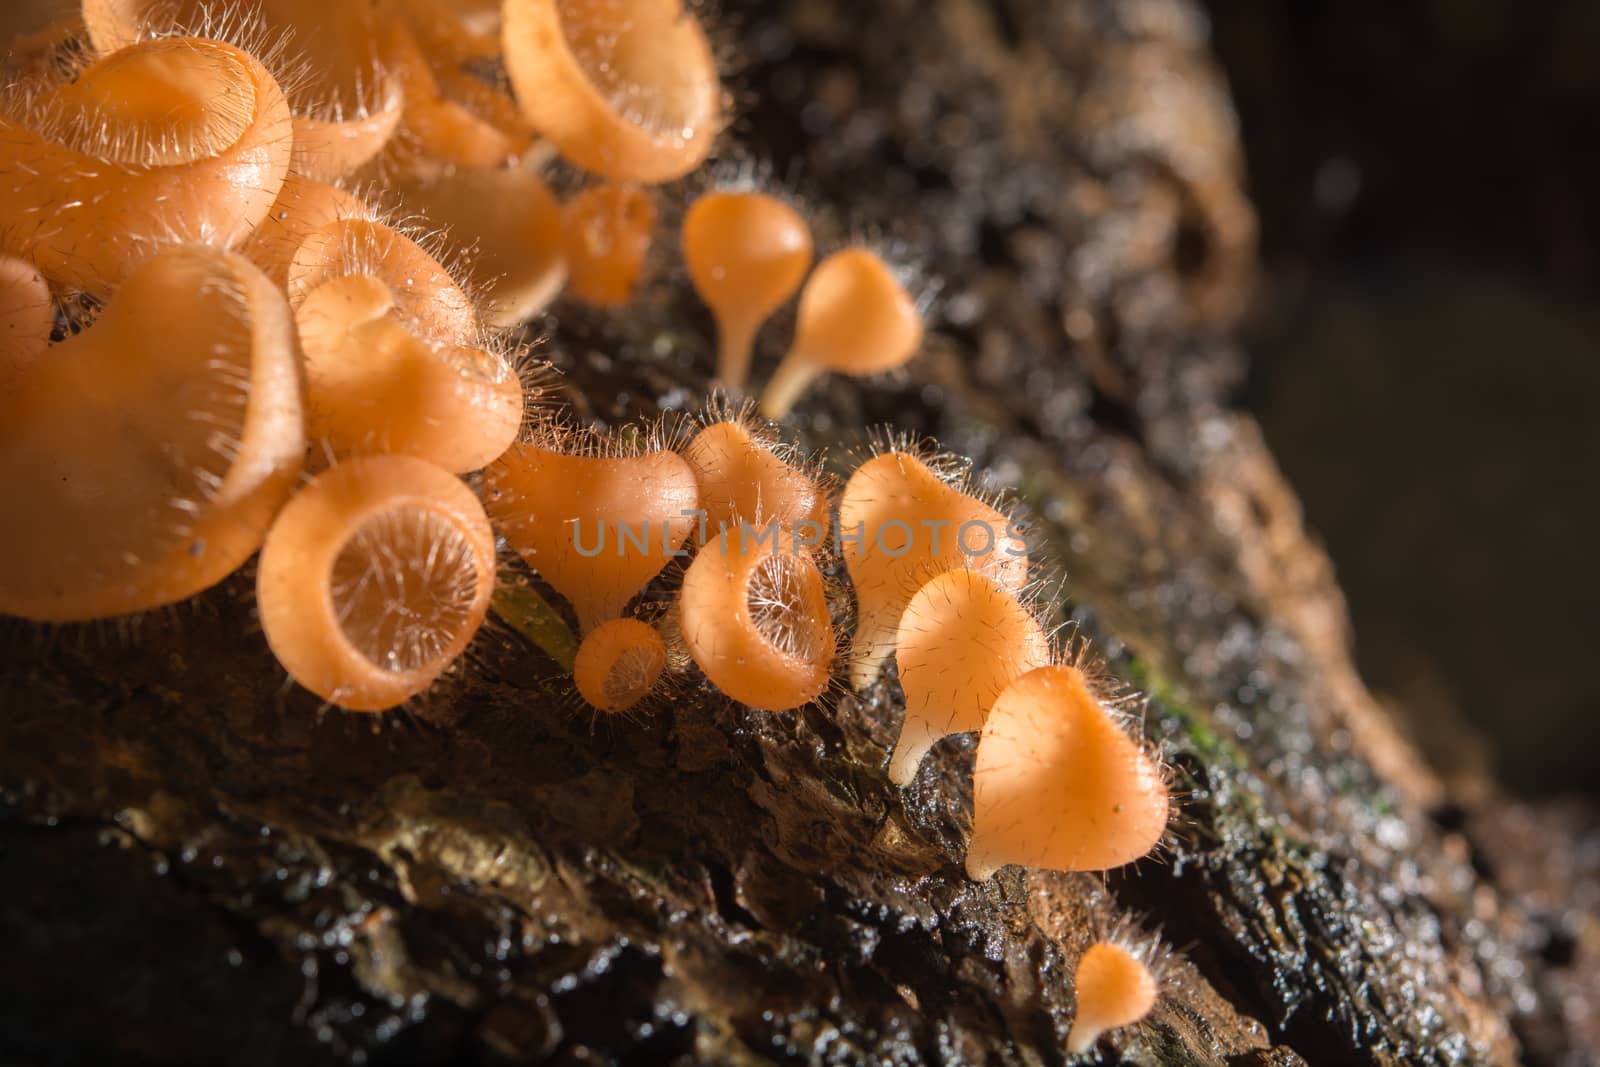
[1208,1,1600,795]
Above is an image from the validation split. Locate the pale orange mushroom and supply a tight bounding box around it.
[241,171,375,287]
[839,450,1028,689]
[82,0,405,179]
[681,191,813,391]
[561,181,656,307]
[502,0,721,183]
[395,164,567,328]
[0,35,293,294]
[0,246,304,621]
[966,665,1169,880]
[681,413,828,540]
[256,454,495,711]
[759,248,922,419]
[1066,941,1160,1054]
[483,433,700,634]
[572,616,667,712]
[679,534,835,711]
[287,218,524,472]
[888,569,1050,786]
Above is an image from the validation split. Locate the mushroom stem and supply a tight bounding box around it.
[758,354,822,420]
[714,315,760,394]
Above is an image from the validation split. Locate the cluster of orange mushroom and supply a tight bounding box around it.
[2,0,1166,1052]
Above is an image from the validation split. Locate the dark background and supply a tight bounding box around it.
[1207,1,1600,795]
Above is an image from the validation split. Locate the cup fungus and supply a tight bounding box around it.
[888,570,1050,787]
[758,247,923,419]
[681,191,813,391]
[1066,940,1160,1055]
[81,0,405,179]
[384,17,528,173]
[0,245,304,621]
[395,164,567,328]
[501,0,721,183]
[966,665,1169,881]
[679,534,835,711]
[242,171,375,286]
[0,34,293,294]
[287,218,524,472]
[483,432,700,633]
[257,454,495,711]
[839,449,1029,689]
[561,181,656,307]
[573,616,667,713]
[681,410,828,537]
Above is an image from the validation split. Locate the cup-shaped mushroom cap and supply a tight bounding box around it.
[573,616,667,712]
[257,454,495,711]
[561,181,656,307]
[242,172,374,287]
[501,0,721,182]
[966,665,1169,880]
[681,191,813,391]
[839,450,1028,689]
[383,19,528,173]
[82,0,404,179]
[0,35,293,294]
[0,246,304,621]
[288,218,523,472]
[1066,941,1160,1054]
[483,443,700,633]
[679,534,835,711]
[395,165,566,328]
[0,255,52,385]
[888,570,1049,786]
[682,419,826,537]
[759,247,922,419]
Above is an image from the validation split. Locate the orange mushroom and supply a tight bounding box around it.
[572,616,667,712]
[501,0,721,182]
[256,454,495,711]
[758,248,922,419]
[0,35,293,294]
[561,181,656,307]
[838,449,1028,689]
[483,430,700,633]
[681,191,813,391]
[1066,940,1160,1054]
[966,665,1169,880]
[888,569,1050,786]
[0,246,304,621]
[681,408,828,539]
[679,533,835,711]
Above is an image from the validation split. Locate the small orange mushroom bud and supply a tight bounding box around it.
[758,248,923,419]
[561,181,656,307]
[573,616,667,712]
[839,449,1028,689]
[287,218,524,472]
[679,534,835,711]
[82,0,405,179]
[0,35,293,294]
[483,432,700,633]
[395,164,566,328]
[257,454,495,711]
[1066,941,1160,1055]
[681,410,828,538]
[888,570,1050,786]
[966,665,1169,881]
[501,0,721,183]
[0,246,304,621]
[681,191,813,391]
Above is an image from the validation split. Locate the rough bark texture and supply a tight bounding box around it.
[2,1,1595,1065]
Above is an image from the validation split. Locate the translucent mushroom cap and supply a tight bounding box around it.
[573,616,668,712]
[888,569,1050,786]
[681,418,826,536]
[484,441,700,634]
[839,450,1028,689]
[966,665,1169,880]
[1066,941,1160,1054]
[501,0,721,182]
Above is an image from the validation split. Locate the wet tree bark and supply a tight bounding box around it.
[2,1,1593,1064]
